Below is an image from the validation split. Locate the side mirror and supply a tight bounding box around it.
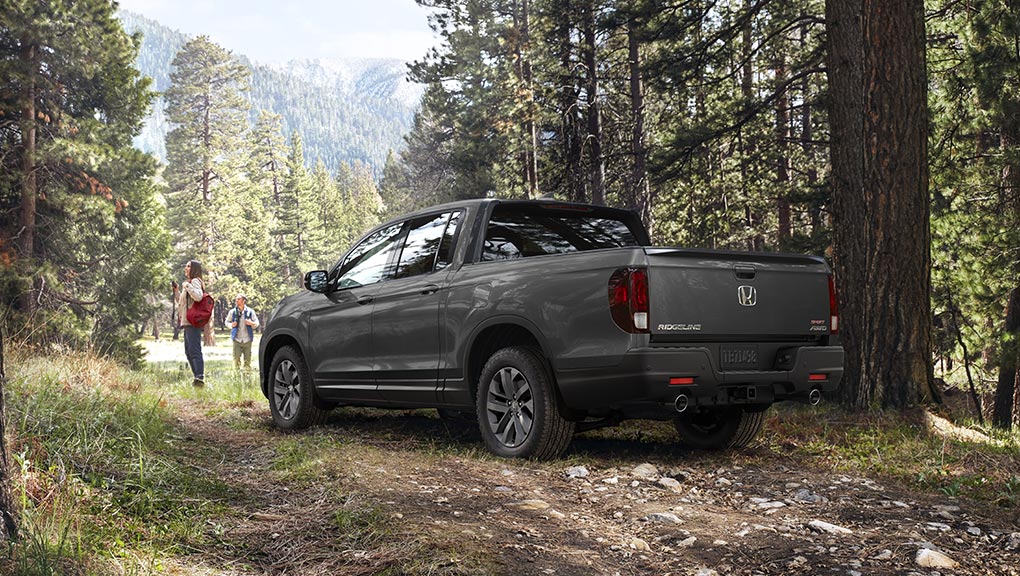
[304,270,329,293]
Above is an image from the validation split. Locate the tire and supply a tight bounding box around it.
[476,347,575,459]
[673,407,766,450]
[268,345,328,430]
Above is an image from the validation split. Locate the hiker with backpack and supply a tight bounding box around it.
[224,294,259,371]
[177,259,213,386]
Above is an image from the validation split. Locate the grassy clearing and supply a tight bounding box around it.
[1,347,236,575]
[1,346,499,575]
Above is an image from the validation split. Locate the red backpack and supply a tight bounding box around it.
[187,292,215,328]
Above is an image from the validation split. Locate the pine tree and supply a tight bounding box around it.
[826,0,938,408]
[0,0,167,360]
[339,161,383,248]
[163,35,250,265]
[306,158,345,269]
[276,131,314,284]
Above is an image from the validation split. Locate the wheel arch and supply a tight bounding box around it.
[260,333,304,397]
[464,317,572,419]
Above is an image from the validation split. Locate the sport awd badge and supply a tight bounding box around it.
[737,285,757,307]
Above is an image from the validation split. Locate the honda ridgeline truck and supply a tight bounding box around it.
[259,199,843,459]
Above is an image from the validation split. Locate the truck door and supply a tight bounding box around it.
[373,211,462,406]
[308,221,404,403]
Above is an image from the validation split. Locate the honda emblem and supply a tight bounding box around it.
[738,285,757,307]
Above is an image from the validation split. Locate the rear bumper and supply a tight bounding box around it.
[554,345,843,418]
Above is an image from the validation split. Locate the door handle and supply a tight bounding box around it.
[357,295,374,305]
[420,283,440,295]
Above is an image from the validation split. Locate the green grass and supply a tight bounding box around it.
[2,346,496,575]
[1,349,235,575]
[764,404,1020,506]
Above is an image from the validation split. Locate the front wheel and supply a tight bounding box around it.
[673,407,766,450]
[476,347,575,459]
[268,345,328,430]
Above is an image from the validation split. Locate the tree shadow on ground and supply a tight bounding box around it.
[314,407,745,467]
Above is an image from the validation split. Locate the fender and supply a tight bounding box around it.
[456,313,553,381]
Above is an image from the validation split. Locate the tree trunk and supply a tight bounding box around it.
[553,0,585,204]
[19,40,37,264]
[583,0,606,206]
[518,0,539,199]
[627,21,652,229]
[19,40,41,318]
[801,23,822,236]
[993,118,1020,429]
[992,288,1019,429]
[775,54,792,247]
[826,0,938,408]
[0,333,19,541]
[740,3,762,251]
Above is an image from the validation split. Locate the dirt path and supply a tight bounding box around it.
[167,401,1020,576]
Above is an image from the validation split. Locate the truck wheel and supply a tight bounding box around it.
[269,345,328,430]
[673,407,765,450]
[476,347,575,459]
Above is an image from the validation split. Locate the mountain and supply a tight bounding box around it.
[118,10,423,174]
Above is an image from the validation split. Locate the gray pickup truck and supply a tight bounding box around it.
[259,199,843,459]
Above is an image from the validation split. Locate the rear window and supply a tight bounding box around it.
[481,204,641,261]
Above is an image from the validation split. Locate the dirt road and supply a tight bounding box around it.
[164,397,1020,576]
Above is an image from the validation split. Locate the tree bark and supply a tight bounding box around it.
[583,0,606,206]
[775,54,792,247]
[554,0,585,204]
[19,40,37,264]
[826,0,938,408]
[992,288,1019,429]
[0,333,19,541]
[517,0,539,198]
[740,2,763,251]
[801,22,822,236]
[627,21,652,230]
[993,119,1020,429]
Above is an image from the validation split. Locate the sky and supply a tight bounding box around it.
[117,0,439,63]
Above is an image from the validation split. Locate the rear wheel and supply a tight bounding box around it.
[476,347,574,459]
[673,407,765,450]
[268,346,328,430]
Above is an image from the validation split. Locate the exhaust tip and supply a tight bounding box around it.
[674,394,689,413]
[808,388,822,406]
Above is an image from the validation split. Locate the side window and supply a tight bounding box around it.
[335,222,405,289]
[434,211,462,272]
[481,206,641,261]
[394,212,451,279]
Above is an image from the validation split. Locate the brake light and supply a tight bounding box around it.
[828,273,839,334]
[609,267,650,334]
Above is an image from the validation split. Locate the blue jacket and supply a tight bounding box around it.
[228,307,257,342]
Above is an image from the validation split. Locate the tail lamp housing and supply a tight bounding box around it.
[828,273,839,334]
[609,267,649,334]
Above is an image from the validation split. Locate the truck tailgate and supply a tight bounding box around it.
[645,248,831,340]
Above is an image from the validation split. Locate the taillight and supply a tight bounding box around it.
[828,273,839,334]
[609,267,649,334]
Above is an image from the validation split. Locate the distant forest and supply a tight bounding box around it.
[118,10,421,175]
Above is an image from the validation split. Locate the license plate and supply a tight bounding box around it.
[720,345,758,370]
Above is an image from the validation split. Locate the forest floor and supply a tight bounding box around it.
[133,341,1020,576]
